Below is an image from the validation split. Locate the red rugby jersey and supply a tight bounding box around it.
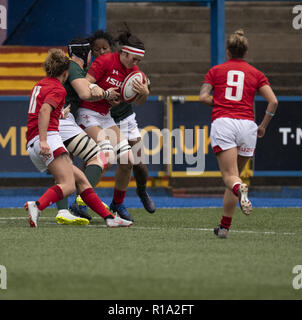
[26,77,66,143]
[82,52,139,115]
[204,59,269,122]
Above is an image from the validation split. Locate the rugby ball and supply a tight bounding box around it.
[121,71,146,103]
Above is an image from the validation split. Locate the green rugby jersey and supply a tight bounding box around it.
[110,101,134,123]
[63,60,88,117]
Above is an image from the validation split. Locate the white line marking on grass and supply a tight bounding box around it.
[0,217,26,220]
[186,227,296,236]
[0,216,296,236]
[50,221,297,236]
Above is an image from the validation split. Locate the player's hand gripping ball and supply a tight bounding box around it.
[120,71,146,102]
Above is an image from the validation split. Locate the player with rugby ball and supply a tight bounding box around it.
[25,49,133,228]
[77,29,149,222]
[89,29,156,214]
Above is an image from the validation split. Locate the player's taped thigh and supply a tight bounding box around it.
[97,139,115,167]
[64,132,100,163]
[114,139,132,162]
[98,139,114,154]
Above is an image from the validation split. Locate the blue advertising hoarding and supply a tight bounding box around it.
[0,96,301,178]
[171,98,219,175]
[0,97,37,173]
[255,100,302,172]
[0,96,166,177]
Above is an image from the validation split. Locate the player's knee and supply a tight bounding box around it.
[74,170,91,192]
[98,139,115,165]
[69,184,77,195]
[130,139,144,165]
[133,162,147,171]
[61,182,76,197]
[88,150,109,171]
[115,140,133,166]
[118,162,133,174]
[119,152,134,167]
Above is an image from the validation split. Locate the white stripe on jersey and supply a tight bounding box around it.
[28,85,41,114]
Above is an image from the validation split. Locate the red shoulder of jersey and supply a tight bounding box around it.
[26,77,66,143]
[87,52,115,80]
[247,64,270,89]
[204,60,269,89]
[203,59,270,122]
[35,78,66,109]
[44,86,66,109]
[203,63,220,86]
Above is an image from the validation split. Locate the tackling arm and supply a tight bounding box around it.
[85,73,120,101]
[71,78,106,101]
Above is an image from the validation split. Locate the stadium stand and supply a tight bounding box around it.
[107,1,302,96]
[0,2,301,96]
[0,46,66,95]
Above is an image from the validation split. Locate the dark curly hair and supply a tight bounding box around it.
[89,29,115,50]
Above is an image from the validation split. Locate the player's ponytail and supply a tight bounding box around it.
[116,22,145,52]
[234,29,245,37]
[227,29,248,59]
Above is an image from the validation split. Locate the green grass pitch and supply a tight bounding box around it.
[0,207,301,300]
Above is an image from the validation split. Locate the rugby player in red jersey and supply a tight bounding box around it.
[88,29,155,214]
[77,29,149,222]
[199,29,278,238]
[25,49,133,228]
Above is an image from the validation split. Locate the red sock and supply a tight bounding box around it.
[113,188,126,204]
[36,185,63,211]
[80,188,113,219]
[232,183,241,197]
[220,216,232,230]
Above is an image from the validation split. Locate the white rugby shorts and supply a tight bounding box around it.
[210,117,258,157]
[77,108,116,130]
[117,113,141,141]
[27,132,68,172]
[59,113,84,142]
